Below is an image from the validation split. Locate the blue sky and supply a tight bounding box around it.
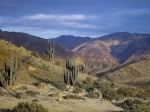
[0,0,150,38]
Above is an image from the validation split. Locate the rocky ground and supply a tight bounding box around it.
[0,84,123,112]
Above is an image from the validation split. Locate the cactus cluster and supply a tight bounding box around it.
[45,38,55,62]
[63,57,78,85]
[0,54,22,89]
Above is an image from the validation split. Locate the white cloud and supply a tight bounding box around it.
[60,21,98,28]
[22,14,97,21]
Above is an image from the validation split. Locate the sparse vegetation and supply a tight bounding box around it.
[73,87,83,94]
[63,57,78,86]
[63,95,85,100]
[12,102,48,112]
[26,90,39,96]
[117,99,150,112]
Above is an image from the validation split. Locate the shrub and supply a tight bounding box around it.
[31,51,40,58]
[85,91,101,99]
[102,90,124,101]
[93,80,111,92]
[75,82,86,89]
[52,81,66,90]
[26,90,39,96]
[73,87,83,94]
[12,102,48,112]
[63,95,84,100]
[83,77,94,86]
[117,99,150,112]
[117,87,141,97]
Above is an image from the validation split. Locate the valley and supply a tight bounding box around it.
[0,29,150,112]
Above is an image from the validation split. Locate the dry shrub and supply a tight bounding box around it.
[63,95,84,100]
[12,102,48,112]
[26,90,39,96]
[117,99,150,112]
[73,87,83,94]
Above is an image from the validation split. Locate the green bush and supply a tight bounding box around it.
[12,102,48,112]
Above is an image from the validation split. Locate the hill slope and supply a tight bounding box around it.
[73,32,150,64]
[0,29,74,58]
[53,35,93,50]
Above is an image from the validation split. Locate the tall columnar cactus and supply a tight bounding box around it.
[63,57,78,85]
[0,55,22,89]
[45,38,55,62]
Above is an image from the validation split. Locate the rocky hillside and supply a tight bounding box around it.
[72,32,150,64]
[53,35,93,50]
[96,57,150,85]
[0,39,64,85]
[0,29,75,58]
[72,40,118,68]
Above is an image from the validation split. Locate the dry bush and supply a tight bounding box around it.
[26,90,39,96]
[85,91,101,99]
[52,81,66,90]
[118,87,142,97]
[83,77,94,86]
[31,51,40,58]
[73,87,83,94]
[12,102,48,112]
[63,95,84,100]
[117,99,150,112]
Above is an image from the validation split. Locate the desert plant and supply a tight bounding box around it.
[31,51,40,58]
[0,54,22,89]
[117,87,141,97]
[83,77,94,86]
[63,57,78,86]
[73,87,83,94]
[52,81,66,90]
[63,95,84,100]
[45,38,55,62]
[26,90,39,96]
[12,102,48,112]
[117,99,150,112]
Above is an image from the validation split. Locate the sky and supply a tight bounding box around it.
[0,0,150,38]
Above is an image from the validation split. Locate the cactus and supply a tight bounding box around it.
[0,54,22,89]
[78,64,86,73]
[63,57,78,85]
[45,38,55,62]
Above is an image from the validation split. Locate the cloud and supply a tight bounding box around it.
[22,14,97,21]
[60,21,98,28]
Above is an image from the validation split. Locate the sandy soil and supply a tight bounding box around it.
[0,84,123,112]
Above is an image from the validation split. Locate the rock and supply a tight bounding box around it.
[37,83,47,89]
[65,85,70,90]
[57,98,63,102]
[28,65,36,71]
[68,86,74,92]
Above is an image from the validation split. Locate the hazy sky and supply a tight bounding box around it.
[0,0,150,38]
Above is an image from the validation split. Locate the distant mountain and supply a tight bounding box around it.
[73,32,150,64]
[96,57,150,85]
[1,29,150,71]
[0,29,74,58]
[53,35,93,50]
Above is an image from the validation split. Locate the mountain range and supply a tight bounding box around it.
[0,29,150,70]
